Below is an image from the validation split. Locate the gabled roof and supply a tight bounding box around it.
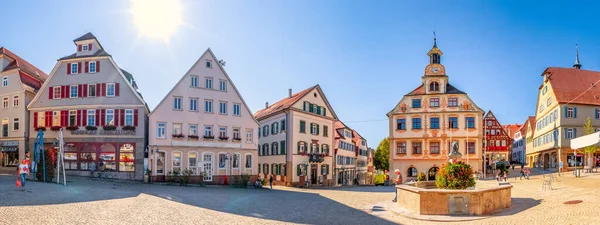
[405,83,466,96]
[334,121,350,139]
[526,116,536,137]
[58,49,111,61]
[543,67,600,106]
[73,32,97,42]
[254,86,315,119]
[0,47,48,81]
[484,110,512,138]
[502,124,521,138]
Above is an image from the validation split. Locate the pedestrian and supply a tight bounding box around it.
[18,158,30,192]
[89,161,96,177]
[269,175,273,190]
[392,169,402,202]
[520,168,525,180]
[511,164,515,171]
[526,168,531,179]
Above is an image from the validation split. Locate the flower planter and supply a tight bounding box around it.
[188,135,200,140]
[203,136,215,140]
[85,126,98,131]
[35,127,46,131]
[233,138,242,142]
[172,134,185,139]
[122,125,136,131]
[66,126,79,131]
[50,126,61,131]
[218,137,229,141]
[103,125,117,131]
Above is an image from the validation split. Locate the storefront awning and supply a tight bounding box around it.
[570,131,600,149]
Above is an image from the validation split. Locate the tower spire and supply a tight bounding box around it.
[574,44,581,69]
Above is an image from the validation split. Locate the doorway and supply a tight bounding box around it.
[311,164,317,184]
[428,167,439,181]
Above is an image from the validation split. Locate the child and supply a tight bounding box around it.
[18,158,30,191]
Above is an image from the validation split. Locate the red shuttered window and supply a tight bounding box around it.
[115,109,120,126]
[96,61,100,72]
[100,109,106,126]
[61,111,68,127]
[67,63,71,75]
[95,109,100,126]
[101,83,106,97]
[83,85,88,97]
[78,84,83,97]
[120,109,125,126]
[77,62,82,74]
[33,112,38,128]
[45,111,52,127]
[49,87,54,99]
[85,61,89,73]
[76,110,81,126]
[134,109,138,127]
[82,110,88,126]
[88,44,92,51]
[115,83,120,96]
[96,84,101,96]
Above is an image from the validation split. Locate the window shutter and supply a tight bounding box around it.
[48,87,53,99]
[33,112,38,128]
[45,111,51,127]
[574,107,578,118]
[115,83,120,96]
[134,109,139,126]
[309,103,314,113]
[271,124,274,134]
[96,83,101,96]
[120,109,125,126]
[67,63,71,75]
[596,108,599,119]
[100,109,106,126]
[78,62,82,74]
[66,85,71,98]
[297,142,301,153]
[95,109,100,126]
[83,85,88,97]
[303,101,307,111]
[101,83,106,96]
[85,61,89,73]
[78,45,82,51]
[316,124,320,135]
[61,85,66,99]
[96,61,100,72]
[317,106,321,115]
[78,84,83,97]
[76,110,81,126]
[61,110,67,127]
[115,109,120,126]
[281,140,286,154]
[88,44,92,51]
[564,128,567,138]
[323,108,326,116]
[564,107,568,118]
[297,165,301,176]
[574,128,577,137]
[82,110,87,126]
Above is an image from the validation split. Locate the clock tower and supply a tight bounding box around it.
[423,36,449,94]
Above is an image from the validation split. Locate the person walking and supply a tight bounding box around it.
[520,168,525,180]
[18,158,30,192]
[269,175,273,190]
[511,164,515,171]
[526,168,531,180]
[89,161,96,178]
[392,169,402,202]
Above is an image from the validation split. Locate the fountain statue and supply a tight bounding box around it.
[448,141,462,163]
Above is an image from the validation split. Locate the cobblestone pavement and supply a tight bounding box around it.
[1,168,600,225]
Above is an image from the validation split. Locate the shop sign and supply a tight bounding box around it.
[0,141,18,152]
[71,130,136,136]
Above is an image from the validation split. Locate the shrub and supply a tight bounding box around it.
[239,174,250,188]
[179,168,193,186]
[35,149,56,182]
[417,172,426,182]
[50,126,61,131]
[435,161,475,189]
[167,170,179,184]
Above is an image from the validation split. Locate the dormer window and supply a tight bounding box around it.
[429,81,440,92]
[82,45,89,51]
[71,63,78,74]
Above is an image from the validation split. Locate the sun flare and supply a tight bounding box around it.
[130,0,183,41]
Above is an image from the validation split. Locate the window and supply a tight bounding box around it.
[106,83,115,97]
[547,97,552,106]
[219,102,227,114]
[86,84,95,97]
[245,155,252,168]
[397,119,406,130]
[412,99,421,108]
[567,107,575,118]
[412,118,421,129]
[448,98,458,107]
[394,142,406,154]
[233,128,240,140]
[407,167,418,177]
[300,120,306,133]
[430,117,440,129]
[323,125,328,137]
[86,109,95,126]
[1,77,6,87]
[281,119,286,131]
[206,60,212,68]
[218,154,227,169]
[12,95,18,107]
[501,140,506,146]
[430,142,440,154]
[542,85,547,95]
[298,142,306,153]
[54,87,61,99]
[219,80,227,91]
[566,128,575,139]
[188,152,198,174]
[232,153,240,169]
[172,97,182,110]
[246,128,253,143]
[449,117,458,128]
[2,97,7,109]
[272,142,279,155]
[429,81,439,91]
[467,142,475,154]
[233,103,241,116]
[1,118,7,137]
[172,152,182,174]
[204,100,213,113]
[157,123,166,138]
[189,124,198,136]
[173,123,182,135]
[219,127,227,138]
[69,85,78,98]
[310,123,319,135]
[68,110,77,126]
[12,118,19,131]
[204,125,213,137]
[205,77,213,89]
[190,98,198,111]
[262,125,269,137]
[82,45,89,51]
[430,98,439,107]
[123,109,133,126]
[491,130,496,135]
[412,142,422,154]
[466,117,475,128]
[89,61,96,73]
[52,111,60,126]
[191,76,198,87]
[271,122,279,135]
[37,113,45,129]
[71,63,78,74]
[567,154,583,167]
[105,109,114,125]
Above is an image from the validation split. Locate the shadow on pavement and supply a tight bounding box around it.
[0,174,397,224]
[492,197,542,217]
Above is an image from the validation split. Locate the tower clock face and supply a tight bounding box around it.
[431,67,439,73]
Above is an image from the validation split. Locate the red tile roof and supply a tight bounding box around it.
[544,67,600,106]
[502,124,521,138]
[0,47,48,81]
[253,85,317,120]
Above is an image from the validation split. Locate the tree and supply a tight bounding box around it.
[583,117,597,166]
[374,137,390,171]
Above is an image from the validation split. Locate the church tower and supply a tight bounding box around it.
[422,35,449,94]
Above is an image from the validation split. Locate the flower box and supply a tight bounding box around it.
[85,126,98,131]
[218,136,229,141]
[188,135,200,140]
[50,126,61,131]
[66,126,79,131]
[103,125,117,131]
[203,135,215,140]
[233,137,242,142]
[172,134,185,139]
[122,125,136,131]
[35,127,46,131]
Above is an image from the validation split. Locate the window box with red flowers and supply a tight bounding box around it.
[85,126,98,131]
[103,125,117,131]
[122,125,136,131]
[50,126,61,131]
[66,126,79,131]
[35,127,46,131]
[188,135,200,140]
[218,136,229,141]
[172,134,185,139]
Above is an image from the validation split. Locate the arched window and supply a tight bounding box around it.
[407,167,418,177]
[258,163,261,174]
[431,53,440,64]
[263,143,269,155]
[272,142,278,155]
[321,144,329,155]
[428,167,439,181]
[280,163,287,176]
[264,164,269,175]
[429,81,440,92]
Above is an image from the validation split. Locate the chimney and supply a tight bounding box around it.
[289,89,292,98]
[265,102,269,108]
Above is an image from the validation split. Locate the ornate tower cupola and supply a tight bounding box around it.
[428,36,442,64]
[574,44,582,69]
[423,34,448,94]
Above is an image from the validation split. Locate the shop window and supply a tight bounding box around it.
[119,143,135,172]
[79,144,96,171]
[172,152,182,174]
[100,143,117,171]
[64,144,78,170]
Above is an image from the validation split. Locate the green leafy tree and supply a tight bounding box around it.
[374,137,390,171]
[583,117,597,166]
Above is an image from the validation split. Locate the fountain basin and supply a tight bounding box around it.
[397,182,512,215]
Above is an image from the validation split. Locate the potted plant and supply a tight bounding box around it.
[35,127,46,131]
[435,161,476,190]
[122,125,136,131]
[188,134,200,140]
[50,126,61,131]
[85,126,98,131]
[415,172,427,187]
[172,133,185,139]
[144,169,151,183]
[66,126,79,131]
[103,125,117,131]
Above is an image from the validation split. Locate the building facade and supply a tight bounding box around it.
[511,118,531,165]
[334,121,357,185]
[0,48,48,167]
[148,49,258,184]
[387,38,485,183]
[354,131,369,184]
[528,59,600,170]
[254,85,338,186]
[27,33,149,180]
[483,111,513,168]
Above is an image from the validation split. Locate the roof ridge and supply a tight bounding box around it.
[0,47,48,80]
[254,85,318,119]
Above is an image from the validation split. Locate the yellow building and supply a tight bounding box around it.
[387,38,485,182]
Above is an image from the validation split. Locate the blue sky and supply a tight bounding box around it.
[2,0,600,147]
